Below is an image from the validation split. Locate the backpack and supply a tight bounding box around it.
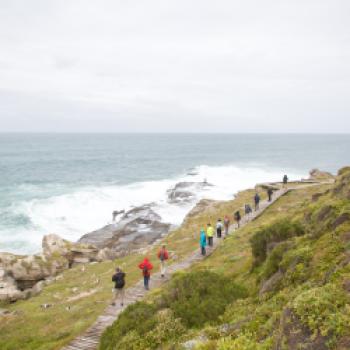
[143,265,149,276]
[113,272,125,289]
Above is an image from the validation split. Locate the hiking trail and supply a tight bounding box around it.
[61,185,306,350]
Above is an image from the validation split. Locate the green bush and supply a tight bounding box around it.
[216,333,273,350]
[259,242,292,281]
[99,302,158,350]
[161,271,247,328]
[250,220,305,267]
[291,283,350,341]
[100,271,247,349]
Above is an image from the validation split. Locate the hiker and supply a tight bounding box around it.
[234,210,241,228]
[216,219,223,238]
[254,193,260,211]
[112,210,118,221]
[207,223,214,247]
[112,267,126,306]
[157,245,169,278]
[200,228,207,255]
[283,174,288,187]
[138,258,153,290]
[245,204,252,217]
[224,215,230,236]
[267,188,274,202]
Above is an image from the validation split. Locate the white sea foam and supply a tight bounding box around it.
[1,164,306,254]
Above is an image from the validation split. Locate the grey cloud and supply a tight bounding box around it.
[0,0,349,132]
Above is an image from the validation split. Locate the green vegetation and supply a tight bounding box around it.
[0,179,261,350]
[2,168,350,350]
[100,271,246,349]
[101,167,350,349]
[250,219,305,267]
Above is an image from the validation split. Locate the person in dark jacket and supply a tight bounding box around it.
[234,210,241,228]
[216,219,223,238]
[245,204,252,217]
[112,267,126,306]
[267,188,274,201]
[254,193,260,211]
[138,258,153,290]
[283,175,288,187]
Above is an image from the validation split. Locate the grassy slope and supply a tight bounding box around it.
[0,182,270,350]
[100,172,350,350]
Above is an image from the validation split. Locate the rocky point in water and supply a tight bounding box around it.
[79,204,172,255]
[167,181,213,203]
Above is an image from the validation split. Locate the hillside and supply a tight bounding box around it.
[100,168,350,350]
[0,176,272,350]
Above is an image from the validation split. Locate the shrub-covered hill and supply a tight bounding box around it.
[100,167,350,350]
[0,176,270,350]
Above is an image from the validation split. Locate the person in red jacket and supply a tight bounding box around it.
[157,245,169,278]
[138,257,153,290]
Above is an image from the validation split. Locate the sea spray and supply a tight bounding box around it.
[0,164,304,254]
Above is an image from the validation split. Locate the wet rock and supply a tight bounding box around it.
[79,205,172,256]
[167,181,213,204]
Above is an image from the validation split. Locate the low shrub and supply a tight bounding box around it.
[250,219,305,267]
[99,301,158,350]
[291,283,350,342]
[161,271,247,328]
[259,242,292,281]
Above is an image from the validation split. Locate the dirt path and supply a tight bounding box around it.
[61,187,292,350]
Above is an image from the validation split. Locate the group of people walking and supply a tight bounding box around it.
[112,175,289,306]
[111,245,169,306]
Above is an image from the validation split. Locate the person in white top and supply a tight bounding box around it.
[216,219,223,238]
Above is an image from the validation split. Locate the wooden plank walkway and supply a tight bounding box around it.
[62,187,290,350]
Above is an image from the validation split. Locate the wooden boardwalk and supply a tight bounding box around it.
[62,187,289,350]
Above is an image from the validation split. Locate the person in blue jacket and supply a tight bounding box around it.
[200,228,207,256]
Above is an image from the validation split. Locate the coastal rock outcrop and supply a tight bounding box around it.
[0,234,115,302]
[79,205,172,256]
[309,168,334,181]
[167,181,213,203]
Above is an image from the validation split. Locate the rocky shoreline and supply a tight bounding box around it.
[0,180,212,303]
[0,172,332,303]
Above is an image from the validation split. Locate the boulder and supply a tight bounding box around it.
[96,247,119,262]
[42,234,71,256]
[167,181,213,204]
[0,270,25,302]
[0,234,104,302]
[309,169,334,181]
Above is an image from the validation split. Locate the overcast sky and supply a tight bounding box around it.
[0,0,349,133]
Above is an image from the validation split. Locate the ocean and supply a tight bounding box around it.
[0,133,349,254]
